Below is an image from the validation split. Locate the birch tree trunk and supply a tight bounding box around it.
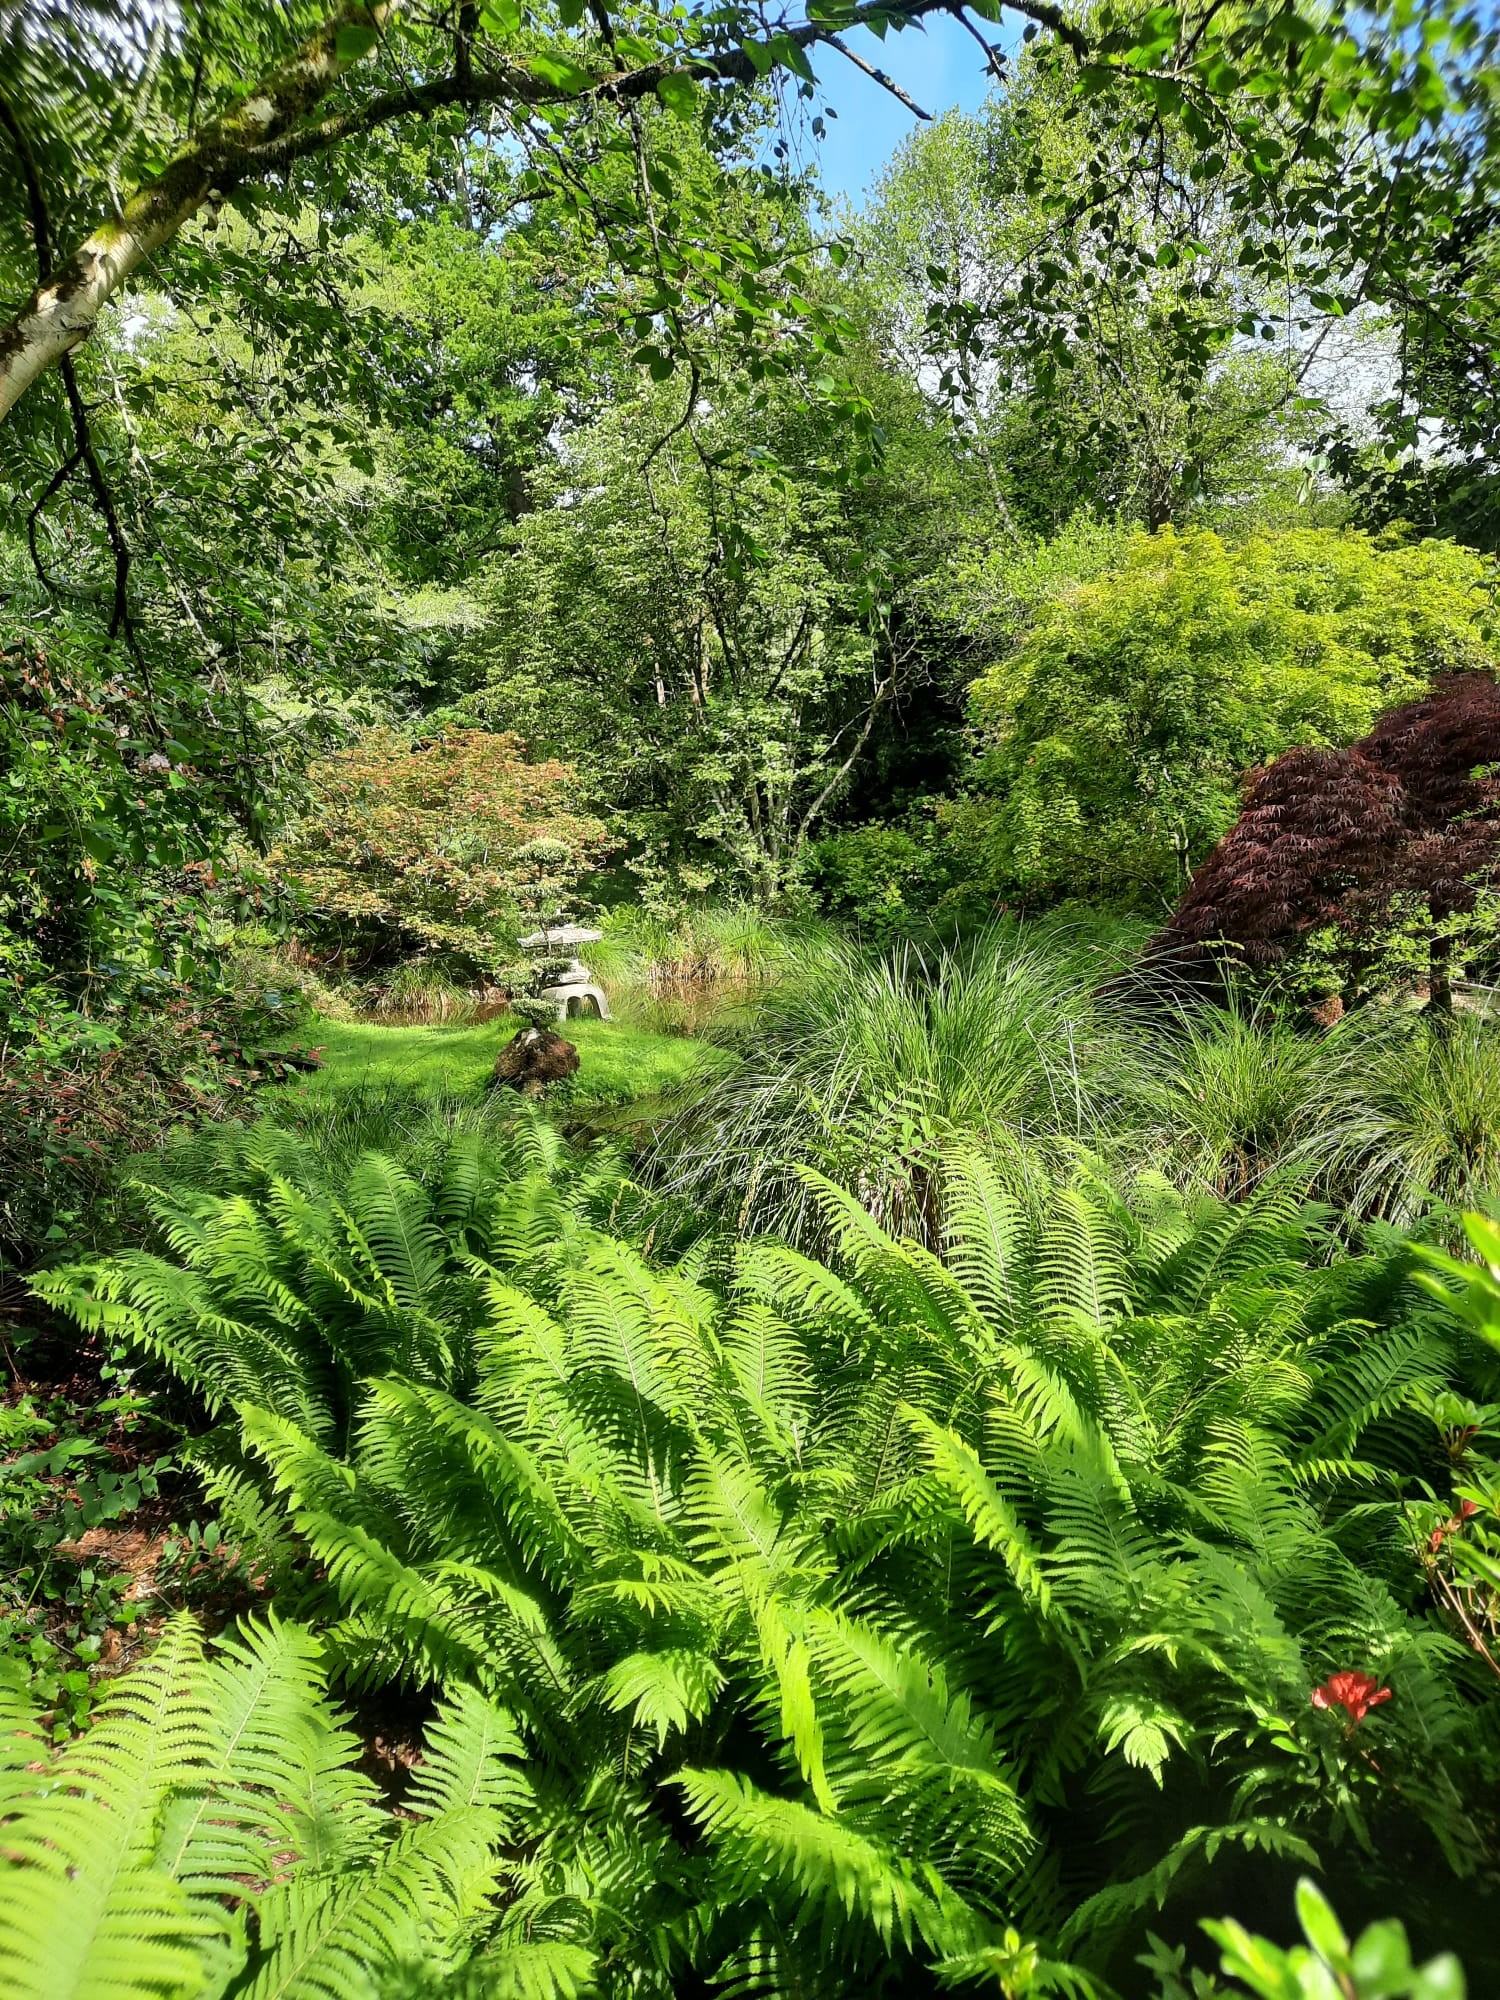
[0,6,396,422]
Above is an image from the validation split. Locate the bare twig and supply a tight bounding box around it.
[825,36,933,121]
[954,10,1007,81]
[25,447,83,594]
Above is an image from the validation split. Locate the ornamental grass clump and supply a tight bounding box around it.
[1116,998,1332,1196]
[1301,1013,1500,1223]
[652,925,1124,1245]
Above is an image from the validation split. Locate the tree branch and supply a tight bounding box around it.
[0,4,400,421]
[25,446,82,594]
[796,664,897,844]
[0,92,54,278]
[825,37,932,121]
[60,357,139,655]
[954,9,1007,81]
[0,0,1094,423]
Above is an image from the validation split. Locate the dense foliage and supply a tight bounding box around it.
[7,2,1500,1993]
[0,1612,533,1999]
[949,531,1498,908]
[0,1625,1472,2000]
[1151,677,1500,1009]
[468,371,964,907]
[273,726,607,976]
[33,1118,1500,1991]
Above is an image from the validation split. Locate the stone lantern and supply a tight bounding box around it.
[517,922,611,1022]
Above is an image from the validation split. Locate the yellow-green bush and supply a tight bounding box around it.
[948,527,1497,906]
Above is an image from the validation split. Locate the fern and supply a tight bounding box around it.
[0,1614,518,2000]
[38,1126,1500,1996]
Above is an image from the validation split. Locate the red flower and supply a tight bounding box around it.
[1429,1497,1482,1552]
[1311,1671,1393,1728]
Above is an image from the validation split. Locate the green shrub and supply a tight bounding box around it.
[1144,1880,1466,1998]
[949,527,1497,907]
[0,981,310,1278]
[272,726,607,978]
[805,821,938,941]
[506,995,563,1029]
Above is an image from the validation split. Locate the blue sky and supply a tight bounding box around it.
[792,13,1006,209]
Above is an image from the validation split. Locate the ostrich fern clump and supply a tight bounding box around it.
[37,1132,1500,1993]
[0,1613,532,2000]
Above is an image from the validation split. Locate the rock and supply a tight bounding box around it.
[491,1024,581,1096]
[537,979,610,1020]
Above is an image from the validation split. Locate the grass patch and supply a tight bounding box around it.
[292,1014,727,1107]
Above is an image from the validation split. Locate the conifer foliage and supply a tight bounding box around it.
[34,1128,1500,1994]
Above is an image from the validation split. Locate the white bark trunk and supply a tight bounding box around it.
[0,6,397,423]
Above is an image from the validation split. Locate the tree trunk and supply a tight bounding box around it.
[0,7,395,423]
[1428,931,1454,1017]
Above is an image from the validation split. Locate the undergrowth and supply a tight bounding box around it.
[30,1117,1500,1993]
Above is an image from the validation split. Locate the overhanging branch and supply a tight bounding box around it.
[0,0,1094,422]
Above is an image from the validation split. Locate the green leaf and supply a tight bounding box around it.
[1295,1879,1350,1971]
[1347,1917,1413,1990]
[528,51,593,90]
[655,73,697,119]
[770,33,817,82]
[334,24,379,61]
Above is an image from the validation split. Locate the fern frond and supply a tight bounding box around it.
[1033,1191,1130,1328]
[406,1685,530,1829]
[905,1409,1056,1620]
[598,1648,726,1751]
[675,1768,986,1963]
[1057,1818,1319,1953]
[236,1810,500,2000]
[0,1615,221,2000]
